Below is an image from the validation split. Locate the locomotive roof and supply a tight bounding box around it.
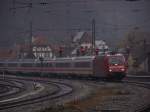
[0,56,95,63]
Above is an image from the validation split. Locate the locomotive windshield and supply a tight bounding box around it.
[108,56,125,65]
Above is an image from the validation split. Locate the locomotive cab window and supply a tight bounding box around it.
[109,56,125,65]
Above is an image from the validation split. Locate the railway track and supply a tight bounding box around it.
[0,76,73,111]
[0,78,26,100]
[74,78,150,112]
[123,78,150,112]
[0,85,9,94]
[0,75,150,112]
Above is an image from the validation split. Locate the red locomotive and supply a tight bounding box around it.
[0,54,127,80]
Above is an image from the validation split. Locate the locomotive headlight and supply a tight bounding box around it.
[109,69,112,72]
[121,68,125,71]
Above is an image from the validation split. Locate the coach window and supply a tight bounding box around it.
[0,63,4,67]
[21,63,32,67]
[35,63,41,67]
[75,62,91,68]
[43,63,49,67]
[8,63,18,67]
[55,63,70,67]
[48,63,53,67]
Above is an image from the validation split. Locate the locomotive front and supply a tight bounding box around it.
[107,54,127,79]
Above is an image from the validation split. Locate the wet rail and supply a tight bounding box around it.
[0,76,73,110]
[0,78,26,100]
[123,77,150,112]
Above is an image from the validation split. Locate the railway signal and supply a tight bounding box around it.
[59,46,64,57]
[95,48,99,55]
[80,46,85,56]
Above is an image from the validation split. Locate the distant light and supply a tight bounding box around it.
[106,54,110,56]
[115,53,123,56]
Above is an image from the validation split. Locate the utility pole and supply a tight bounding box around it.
[10,0,49,59]
[27,21,33,58]
[29,21,33,46]
[92,19,95,55]
[143,39,147,72]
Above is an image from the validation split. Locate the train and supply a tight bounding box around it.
[0,53,127,80]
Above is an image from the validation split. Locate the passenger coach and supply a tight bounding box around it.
[0,54,127,80]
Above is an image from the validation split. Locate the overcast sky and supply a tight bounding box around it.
[0,0,150,47]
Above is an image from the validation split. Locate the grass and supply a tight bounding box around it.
[39,87,130,112]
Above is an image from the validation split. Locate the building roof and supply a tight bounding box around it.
[32,36,49,45]
[72,31,85,43]
[0,48,16,59]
